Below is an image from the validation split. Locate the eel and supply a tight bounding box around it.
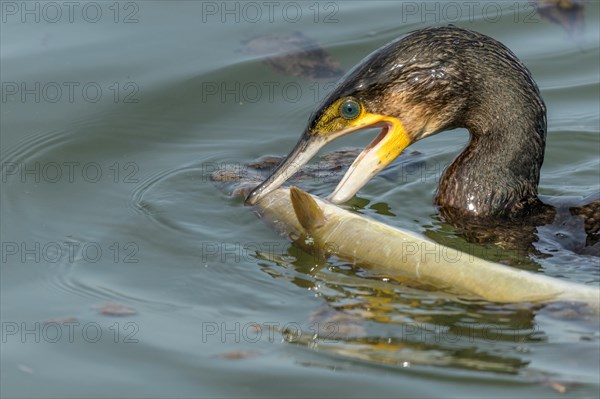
[250,186,599,309]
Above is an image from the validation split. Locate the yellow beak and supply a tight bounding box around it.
[327,113,410,204]
[245,113,410,205]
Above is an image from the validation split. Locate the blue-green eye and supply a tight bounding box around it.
[339,99,360,119]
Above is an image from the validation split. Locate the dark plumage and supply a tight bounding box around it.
[311,26,549,220]
[249,26,599,256]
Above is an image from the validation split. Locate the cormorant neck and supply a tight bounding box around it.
[435,90,547,219]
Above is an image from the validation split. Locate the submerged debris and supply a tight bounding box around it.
[96,303,138,317]
[536,0,585,40]
[43,316,79,324]
[309,306,367,340]
[209,149,359,186]
[210,149,424,200]
[217,350,259,360]
[241,32,344,79]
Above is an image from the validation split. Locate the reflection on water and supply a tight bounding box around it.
[1,0,598,397]
[254,244,599,385]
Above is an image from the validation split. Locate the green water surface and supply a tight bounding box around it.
[1,1,599,398]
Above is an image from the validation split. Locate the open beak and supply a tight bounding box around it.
[245,114,410,205]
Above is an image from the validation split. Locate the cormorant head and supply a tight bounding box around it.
[245,26,536,205]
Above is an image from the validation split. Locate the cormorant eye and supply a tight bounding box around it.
[339,99,360,119]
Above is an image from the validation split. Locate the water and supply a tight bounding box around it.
[1,1,599,398]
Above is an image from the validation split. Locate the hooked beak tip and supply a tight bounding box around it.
[243,133,324,206]
[244,188,262,206]
[244,194,256,206]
